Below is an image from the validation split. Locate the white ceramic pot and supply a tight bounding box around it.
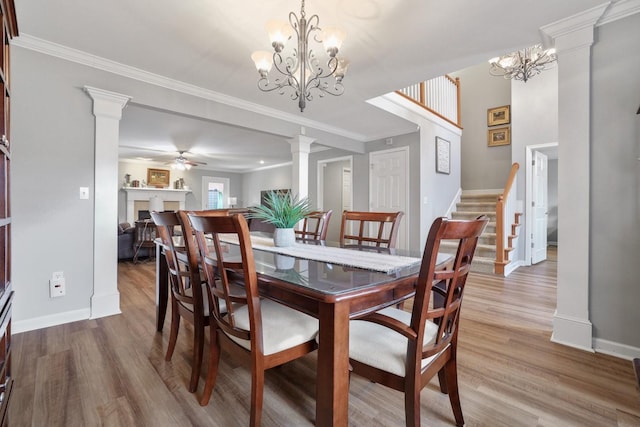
[275,254,296,270]
[273,228,295,247]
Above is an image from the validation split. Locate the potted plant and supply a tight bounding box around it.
[248,190,312,247]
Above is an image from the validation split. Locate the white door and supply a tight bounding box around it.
[531,151,548,264]
[369,147,409,250]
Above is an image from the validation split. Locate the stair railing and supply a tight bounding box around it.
[396,75,461,128]
[495,163,520,275]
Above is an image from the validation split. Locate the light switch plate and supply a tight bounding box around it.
[79,187,89,199]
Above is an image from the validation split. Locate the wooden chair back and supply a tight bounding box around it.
[187,214,256,350]
[188,213,318,424]
[339,210,404,248]
[348,215,488,427]
[295,210,333,241]
[151,211,203,317]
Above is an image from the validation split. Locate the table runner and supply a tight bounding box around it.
[220,234,421,274]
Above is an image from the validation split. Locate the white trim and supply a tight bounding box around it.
[551,312,594,352]
[90,293,121,319]
[13,309,91,334]
[12,33,368,142]
[593,338,640,360]
[597,0,640,26]
[504,259,524,277]
[540,3,610,45]
[445,188,462,217]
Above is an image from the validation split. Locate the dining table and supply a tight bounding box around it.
[154,234,450,427]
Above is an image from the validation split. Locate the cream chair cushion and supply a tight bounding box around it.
[224,300,318,355]
[349,307,440,377]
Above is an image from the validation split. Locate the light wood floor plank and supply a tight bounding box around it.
[8,250,640,426]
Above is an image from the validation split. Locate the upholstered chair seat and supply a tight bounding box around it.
[349,307,440,377]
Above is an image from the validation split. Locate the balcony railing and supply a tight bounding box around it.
[396,75,461,128]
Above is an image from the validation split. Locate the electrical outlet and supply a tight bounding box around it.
[50,271,66,297]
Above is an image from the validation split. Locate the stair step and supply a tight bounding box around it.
[460,193,501,203]
[451,211,496,221]
[456,202,496,212]
[440,242,496,259]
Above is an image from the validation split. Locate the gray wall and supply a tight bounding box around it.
[451,63,512,190]
[590,13,640,347]
[12,49,96,323]
[242,165,292,207]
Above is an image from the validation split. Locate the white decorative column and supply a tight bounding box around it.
[85,86,131,319]
[289,133,315,199]
[541,4,608,352]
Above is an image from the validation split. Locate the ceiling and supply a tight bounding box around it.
[14,0,607,171]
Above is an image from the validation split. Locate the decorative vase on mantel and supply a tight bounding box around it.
[273,228,295,247]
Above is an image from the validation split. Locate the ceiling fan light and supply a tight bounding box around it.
[185,164,192,170]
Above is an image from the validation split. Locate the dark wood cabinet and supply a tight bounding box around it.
[0,1,16,425]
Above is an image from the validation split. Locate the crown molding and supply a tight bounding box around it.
[11,33,368,142]
[598,0,640,26]
[540,3,610,43]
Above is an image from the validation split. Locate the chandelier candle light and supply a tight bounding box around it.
[251,0,348,112]
[489,44,557,83]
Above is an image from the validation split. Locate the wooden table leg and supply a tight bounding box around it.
[155,243,168,332]
[316,301,350,427]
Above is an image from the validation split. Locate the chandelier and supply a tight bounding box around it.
[489,44,557,83]
[251,0,348,112]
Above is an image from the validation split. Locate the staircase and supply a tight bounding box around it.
[440,191,520,274]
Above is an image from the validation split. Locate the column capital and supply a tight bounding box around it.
[288,134,315,154]
[84,86,132,119]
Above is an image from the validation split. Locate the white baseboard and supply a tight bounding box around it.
[13,308,91,334]
[551,312,595,352]
[504,259,525,277]
[90,291,121,319]
[593,338,640,360]
[446,188,462,217]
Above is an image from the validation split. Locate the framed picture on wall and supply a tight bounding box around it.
[435,137,450,174]
[488,127,511,147]
[488,105,510,126]
[147,168,170,188]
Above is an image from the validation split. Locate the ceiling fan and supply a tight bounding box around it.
[167,151,207,170]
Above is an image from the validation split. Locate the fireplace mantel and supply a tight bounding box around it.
[122,187,190,224]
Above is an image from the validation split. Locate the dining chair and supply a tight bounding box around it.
[188,212,319,426]
[339,210,404,248]
[151,210,210,393]
[347,215,489,427]
[295,209,333,241]
[151,210,231,393]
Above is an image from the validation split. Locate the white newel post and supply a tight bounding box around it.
[85,86,131,319]
[289,134,314,199]
[541,5,607,352]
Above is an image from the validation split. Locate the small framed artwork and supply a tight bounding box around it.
[488,105,510,126]
[435,137,450,174]
[147,168,170,188]
[488,127,511,147]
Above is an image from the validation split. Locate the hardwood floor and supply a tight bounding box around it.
[9,249,640,426]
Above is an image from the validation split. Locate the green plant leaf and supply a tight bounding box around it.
[247,191,312,228]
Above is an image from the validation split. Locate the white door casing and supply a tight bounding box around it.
[369,147,409,250]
